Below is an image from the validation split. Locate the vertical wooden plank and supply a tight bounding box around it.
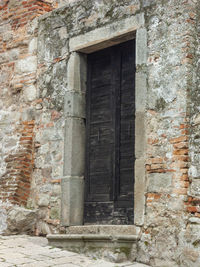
[112,45,122,202]
[85,53,92,200]
[114,40,135,224]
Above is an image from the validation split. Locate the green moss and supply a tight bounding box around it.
[50,207,59,219]
[155,97,167,111]
[105,6,115,18]
[117,246,130,257]
[26,200,34,210]
[193,240,200,248]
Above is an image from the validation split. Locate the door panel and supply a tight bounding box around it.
[118,41,135,205]
[85,48,114,204]
[85,40,135,224]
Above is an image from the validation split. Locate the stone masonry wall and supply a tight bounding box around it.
[0,0,200,266]
[36,0,200,265]
[138,1,200,266]
[0,0,78,235]
[0,0,59,233]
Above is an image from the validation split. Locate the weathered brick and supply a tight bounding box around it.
[173,149,189,155]
[170,136,189,144]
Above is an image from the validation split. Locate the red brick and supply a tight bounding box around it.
[146,157,163,164]
[172,155,189,162]
[180,174,189,181]
[170,136,189,144]
[173,142,188,149]
[147,138,159,145]
[180,181,190,188]
[151,163,166,170]
[187,206,198,213]
[173,149,188,155]
[51,179,61,184]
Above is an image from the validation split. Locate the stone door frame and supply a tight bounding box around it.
[61,13,147,227]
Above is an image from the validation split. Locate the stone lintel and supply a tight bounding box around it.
[69,14,144,53]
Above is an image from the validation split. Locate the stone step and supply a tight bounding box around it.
[47,233,139,263]
[65,225,141,235]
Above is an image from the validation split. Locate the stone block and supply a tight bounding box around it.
[38,194,50,207]
[189,217,200,224]
[142,0,156,7]
[38,21,68,63]
[21,108,36,121]
[47,233,138,262]
[24,84,37,102]
[189,165,199,179]
[15,56,37,74]
[0,207,7,234]
[147,173,172,193]
[135,112,145,158]
[134,158,145,225]
[63,118,85,176]
[64,91,86,118]
[189,179,200,197]
[136,72,147,112]
[5,207,37,235]
[67,52,87,92]
[136,28,147,66]
[28,37,37,53]
[0,49,19,63]
[61,176,84,226]
[52,184,61,196]
[146,90,157,110]
[59,27,68,39]
[186,224,200,243]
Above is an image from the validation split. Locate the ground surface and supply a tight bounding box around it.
[0,235,150,267]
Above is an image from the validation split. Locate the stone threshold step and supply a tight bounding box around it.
[47,233,139,263]
[48,234,139,242]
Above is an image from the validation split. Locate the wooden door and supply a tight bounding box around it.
[84,40,135,224]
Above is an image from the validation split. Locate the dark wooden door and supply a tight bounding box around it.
[84,40,135,224]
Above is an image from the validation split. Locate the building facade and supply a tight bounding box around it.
[0,0,200,266]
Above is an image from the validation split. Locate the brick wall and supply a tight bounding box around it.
[0,0,57,206]
[0,120,35,205]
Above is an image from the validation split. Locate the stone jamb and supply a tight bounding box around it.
[61,14,147,226]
